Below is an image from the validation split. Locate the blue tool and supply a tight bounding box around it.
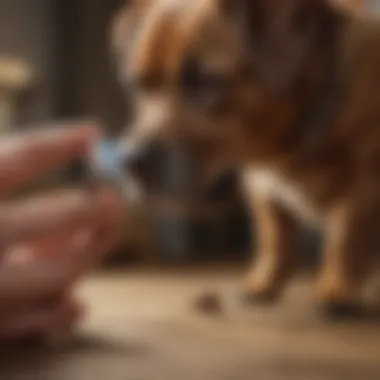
[90,139,125,182]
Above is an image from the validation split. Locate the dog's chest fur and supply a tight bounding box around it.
[243,167,320,224]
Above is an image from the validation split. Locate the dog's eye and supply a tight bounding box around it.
[128,73,161,93]
[180,59,227,107]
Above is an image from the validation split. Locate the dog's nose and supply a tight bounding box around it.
[121,140,199,195]
[122,141,163,184]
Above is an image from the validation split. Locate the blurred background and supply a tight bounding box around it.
[0,0,373,269]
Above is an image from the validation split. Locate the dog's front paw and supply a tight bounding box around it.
[318,301,365,321]
[241,276,283,305]
[241,261,291,306]
[240,288,280,305]
[316,277,364,321]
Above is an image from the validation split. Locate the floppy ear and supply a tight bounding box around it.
[110,4,131,81]
[110,1,151,83]
[218,0,337,91]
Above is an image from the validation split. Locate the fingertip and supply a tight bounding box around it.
[95,188,127,223]
[60,297,86,324]
[48,121,103,156]
[67,123,102,154]
[76,122,102,143]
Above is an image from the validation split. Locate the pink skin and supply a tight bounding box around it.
[0,125,125,340]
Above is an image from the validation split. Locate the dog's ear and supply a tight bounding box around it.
[110,1,152,83]
[218,0,337,91]
[110,3,132,81]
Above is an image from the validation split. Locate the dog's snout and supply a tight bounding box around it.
[121,139,201,195]
[122,141,163,184]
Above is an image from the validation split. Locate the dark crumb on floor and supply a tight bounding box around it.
[193,291,223,315]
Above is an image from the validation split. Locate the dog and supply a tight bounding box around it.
[111,0,380,319]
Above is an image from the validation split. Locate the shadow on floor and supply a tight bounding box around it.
[0,333,151,375]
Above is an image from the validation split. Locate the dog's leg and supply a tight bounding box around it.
[316,202,376,319]
[242,189,298,304]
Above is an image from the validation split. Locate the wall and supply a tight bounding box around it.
[73,0,126,134]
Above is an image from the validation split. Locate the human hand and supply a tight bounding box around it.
[0,125,125,340]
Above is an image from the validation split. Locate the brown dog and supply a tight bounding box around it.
[111,0,380,318]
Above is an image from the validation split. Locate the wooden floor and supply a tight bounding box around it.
[2,268,380,380]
